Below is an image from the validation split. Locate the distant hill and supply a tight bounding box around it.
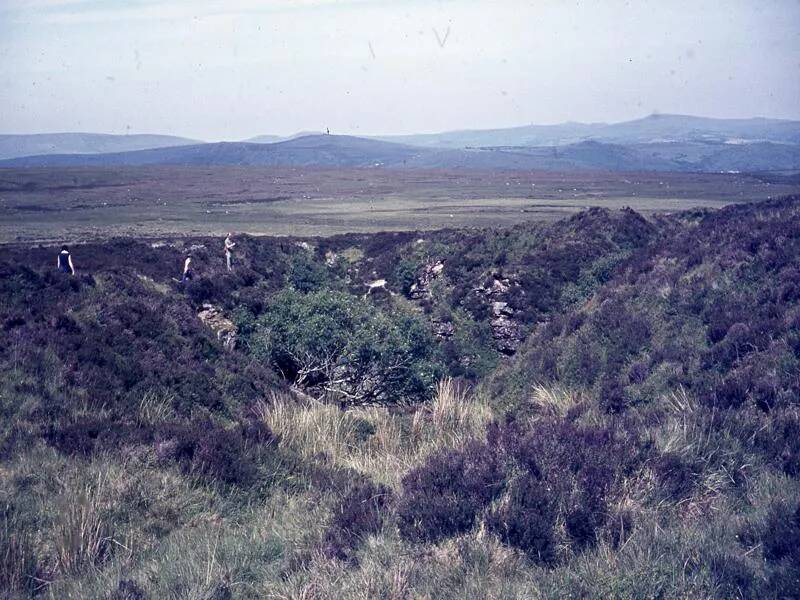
[404,140,800,172]
[0,132,201,160]
[0,135,427,168]
[2,132,798,173]
[243,134,284,144]
[377,114,800,148]
[244,131,324,144]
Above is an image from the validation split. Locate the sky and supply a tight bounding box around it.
[0,0,799,141]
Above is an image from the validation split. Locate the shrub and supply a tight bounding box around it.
[185,276,222,305]
[287,251,331,292]
[704,552,755,599]
[597,376,629,414]
[396,441,505,543]
[250,289,442,404]
[486,474,557,564]
[754,410,800,476]
[192,423,255,484]
[736,500,800,596]
[109,579,148,600]
[239,408,277,446]
[485,418,645,559]
[439,310,500,380]
[400,416,638,557]
[761,502,800,563]
[391,257,421,297]
[154,418,271,485]
[323,479,393,562]
[45,417,150,456]
[652,452,699,501]
[565,505,605,549]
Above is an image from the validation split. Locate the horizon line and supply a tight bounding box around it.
[2,111,799,144]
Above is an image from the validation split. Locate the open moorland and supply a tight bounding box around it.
[2,166,798,243]
[1,194,799,598]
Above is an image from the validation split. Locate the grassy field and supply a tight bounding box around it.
[1,166,797,242]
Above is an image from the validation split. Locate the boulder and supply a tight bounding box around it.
[197,303,237,350]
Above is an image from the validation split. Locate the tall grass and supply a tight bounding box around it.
[1,508,39,595]
[652,387,753,511]
[258,378,491,488]
[530,383,583,418]
[136,389,175,427]
[54,474,115,575]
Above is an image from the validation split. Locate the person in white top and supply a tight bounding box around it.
[224,233,236,271]
[181,254,193,282]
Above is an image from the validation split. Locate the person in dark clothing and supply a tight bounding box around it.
[57,245,75,275]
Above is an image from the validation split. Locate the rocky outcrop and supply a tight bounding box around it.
[409,261,445,300]
[489,300,524,355]
[474,274,525,355]
[197,303,237,350]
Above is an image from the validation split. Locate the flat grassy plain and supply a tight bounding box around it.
[1,166,797,242]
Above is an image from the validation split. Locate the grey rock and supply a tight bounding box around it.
[197,303,237,350]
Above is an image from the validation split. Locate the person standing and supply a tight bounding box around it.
[181,253,193,282]
[57,245,75,275]
[224,233,236,271]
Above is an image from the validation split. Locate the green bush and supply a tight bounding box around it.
[391,257,421,297]
[287,251,332,293]
[250,289,442,404]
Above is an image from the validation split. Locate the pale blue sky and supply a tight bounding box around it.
[1,0,798,140]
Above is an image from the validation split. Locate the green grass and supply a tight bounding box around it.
[3,378,795,599]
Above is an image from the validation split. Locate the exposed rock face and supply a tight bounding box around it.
[197,303,237,350]
[475,274,525,355]
[409,261,445,300]
[404,261,525,351]
[489,300,524,355]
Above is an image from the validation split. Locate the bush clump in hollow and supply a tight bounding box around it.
[248,289,443,405]
[154,417,275,485]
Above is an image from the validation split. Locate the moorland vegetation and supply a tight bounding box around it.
[1,196,799,598]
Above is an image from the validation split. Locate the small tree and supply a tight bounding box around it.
[250,289,442,404]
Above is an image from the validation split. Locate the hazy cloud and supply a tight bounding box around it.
[1,0,798,140]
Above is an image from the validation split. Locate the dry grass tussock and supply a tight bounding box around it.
[53,472,117,575]
[650,387,751,515]
[257,377,492,488]
[136,389,176,426]
[261,526,541,600]
[529,382,583,418]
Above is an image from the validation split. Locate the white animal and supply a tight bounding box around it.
[364,279,389,298]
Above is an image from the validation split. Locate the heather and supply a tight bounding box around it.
[1,196,799,598]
